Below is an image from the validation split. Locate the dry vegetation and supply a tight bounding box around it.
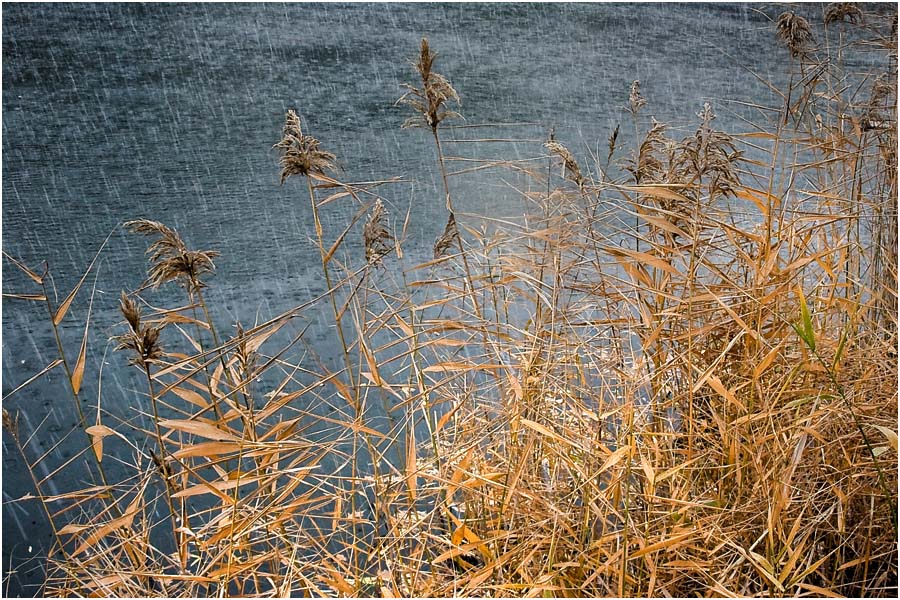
[2,6,898,597]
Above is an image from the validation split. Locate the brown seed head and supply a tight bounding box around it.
[626,118,669,184]
[2,408,19,441]
[398,38,462,131]
[363,199,394,266]
[125,219,219,293]
[119,291,142,333]
[273,109,338,182]
[825,3,863,25]
[544,140,584,187]
[115,318,165,368]
[777,11,815,57]
[628,80,647,115]
[433,211,460,259]
[607,124,620,164]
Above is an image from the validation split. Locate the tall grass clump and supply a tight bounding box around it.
[2,7,897,597]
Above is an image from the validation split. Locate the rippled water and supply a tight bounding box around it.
[2,3,891,595]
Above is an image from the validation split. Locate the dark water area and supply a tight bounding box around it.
[1,3,894,595]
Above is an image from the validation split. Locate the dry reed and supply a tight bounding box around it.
[3,11,897,598]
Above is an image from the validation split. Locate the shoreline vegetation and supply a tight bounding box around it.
[2,5,898,597]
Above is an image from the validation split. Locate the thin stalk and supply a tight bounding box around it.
[141,364,188,570]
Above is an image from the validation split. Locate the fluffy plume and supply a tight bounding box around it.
[628,80,647,115]
[273,109,337,181]
[125,220,219,293]
[397,38,462,131]
[115,291,164,367]
[825,3,863,25]
[545,140,584,187]
[777,11,815,57]
[433,211,460,259]
[363,199,394,266]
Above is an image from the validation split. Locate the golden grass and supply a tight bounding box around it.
[2,9,897,598]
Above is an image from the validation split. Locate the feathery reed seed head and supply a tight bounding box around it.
[274,109,338,181]
[674,103,741,198]
[119,290,142,333]
[115,294,165,367]
[398,38,462,131]
[626,118,669,184]
[777,11,815,57]
[825,3,863,25]
[363,199,394,266]
[628,80,647,114]
[545,140,585,187]
[125,219,219,293]
[433,211,460,259]
[607,124,620,164]
[2,408,18,440]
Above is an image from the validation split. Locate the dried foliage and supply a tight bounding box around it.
[397,37,462,131]
[273,108,338,181]
[777,11,816,57]
[363,199,394,266]
[545,139,585,187]
[125,219,219,293]
[4,17,897,599]
[825,2,863,25]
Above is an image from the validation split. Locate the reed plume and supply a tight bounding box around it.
[777,11,815,56]
[274,109,338,181]
[672,102,741,198]
[544,139,585,187]
[627,79,647,115]
[125,219,218,293]
[625,118,669,184]
[433,211,460,259]
[397,37,462,131]
[2,408,19,441]
[113,291,164,367]
[363,199,393,266]
[825,3,863,25]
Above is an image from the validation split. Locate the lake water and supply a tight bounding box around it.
[2,2,892,595]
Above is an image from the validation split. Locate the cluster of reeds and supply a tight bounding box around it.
[2,6,897,597]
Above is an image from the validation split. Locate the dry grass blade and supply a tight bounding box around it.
[2,250,45,284]
[13,14,899,598]
[52,228,115,324]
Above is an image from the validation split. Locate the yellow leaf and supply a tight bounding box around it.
[170,386,209,409]
[159,419,239,442]
[873,425,898,452]
[598,446,630,474]
[2,250,44,284]
[630,531,694,559]
[52,231,112,325]
[622,184,694,204]
[173,441,242,459]
[406,426,417,502]
[85,424,115,463]
[422,362,505,373]
[753,343,784,379]
[520,418,579,449]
